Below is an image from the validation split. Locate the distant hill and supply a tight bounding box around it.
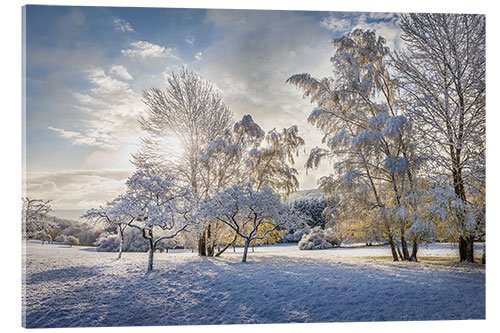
[52,192,325,219]
[51,209,86,221]
[287,188,325,203]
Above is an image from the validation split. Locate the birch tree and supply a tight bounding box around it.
[288,29,423,261]
[392,14,485,262]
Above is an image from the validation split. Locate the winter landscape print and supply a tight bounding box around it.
[22,5,486,329]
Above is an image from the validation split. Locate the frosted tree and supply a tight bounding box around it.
[195,114,304,256]
[135,68,232,189]
[288,29,423,261]
[392,14,485,262]
[198,183,298,262]
[198,114,304,197]
[82,197,132,259]
[197,114,265,199]
[86,165,195,271]
[22,198,54,241]
[292,198,327,228]
[135,69,232,257]
[124,166,196,270]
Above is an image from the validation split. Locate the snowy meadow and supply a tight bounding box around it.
[23,240,485,328]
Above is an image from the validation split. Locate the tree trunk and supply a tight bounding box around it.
[117,227,124,260]
[206,223,214,257]
[465,236,475,263]
[198,231,207,256]
[147,240,154,271]
[388,236,399,261]
[459,236,475,263]
[410,239,418,262]
[215,235,237,257]
[459,236,466,261]
[396,244,403,261]
[242,239,250,263]
[401,233,410,260]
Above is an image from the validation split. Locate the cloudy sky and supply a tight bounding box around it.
[23,5,401,216]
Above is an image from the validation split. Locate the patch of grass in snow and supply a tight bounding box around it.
[339,242,388,248]
[361,256,460,263]
[358,255,486,266]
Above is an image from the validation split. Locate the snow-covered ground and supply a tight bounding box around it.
[22,241,485,328]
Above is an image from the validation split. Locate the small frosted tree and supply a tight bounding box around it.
[198,183,298,262]
[82,197,132,259]
[122,166,195,271]
[22,198,54,240]
[86,165,195,271]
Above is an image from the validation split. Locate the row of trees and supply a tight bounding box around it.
[83,70,305,270]
[22,198,102,247]
[287,13,485,262]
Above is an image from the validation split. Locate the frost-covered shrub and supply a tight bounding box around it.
[298,227,333,250]
[55,235,66,243]
[123,228,149,252]
[95,228,149,252]
[35,231,52,244]
[77,229,101,246]
[62,225,82,237]
[283,226,310,243]
[65,235,79,247]
[323,227,341,247]
[94,232,119,252]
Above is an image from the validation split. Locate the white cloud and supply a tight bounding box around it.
[320,12,402,50]
[48,126,80,139]
[25,169,131,210]
[109,64,133,80]
[112,16,134,32]
[354,13,402,50]
[320,15,352,32]
[186,36,195,46]
[48,126,98,146]
[49,66,144,150]
[87,67,131,96]
[194,52,203,61]
[121,41,179,60]
[72,92,108,106]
